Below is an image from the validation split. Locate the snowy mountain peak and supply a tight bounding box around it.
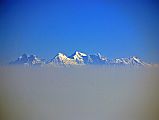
[10,52,151,67]
[48,53,77,65]
[131,56,141,61]
[55,53,67,59]
[112,56,146,66]
[10,54,44,66]
[96,53,107,61]
[51,53,68,63]
[70,51,87,58]
[96,53,101,57]
[129,56,145,65]
[68,51,87,64]
[17,53,28,60]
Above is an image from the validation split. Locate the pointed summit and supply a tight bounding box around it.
[17,53,28,63]
[52,53,68,64]
[87,53,107,64]
[129,56,145,65]
[70,51,87,58]
[54,53,67,59]
[112,56,146,66]
[48,52,77,65]
[96,53,107,61]
[69,51,87,64]
[10,54,44,66]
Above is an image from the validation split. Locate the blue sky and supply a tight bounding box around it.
[0,0,159,63]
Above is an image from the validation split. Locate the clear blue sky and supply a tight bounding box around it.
[0,0,159,64]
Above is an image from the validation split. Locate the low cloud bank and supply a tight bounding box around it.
[0,66,159,120]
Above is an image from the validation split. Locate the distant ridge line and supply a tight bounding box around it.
[9,51,152,67]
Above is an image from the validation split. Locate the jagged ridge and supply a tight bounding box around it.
[10,51,151,66]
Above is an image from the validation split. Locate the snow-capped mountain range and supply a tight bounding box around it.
[9,51,151,67]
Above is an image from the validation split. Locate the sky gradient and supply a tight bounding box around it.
[0,0,159,64]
